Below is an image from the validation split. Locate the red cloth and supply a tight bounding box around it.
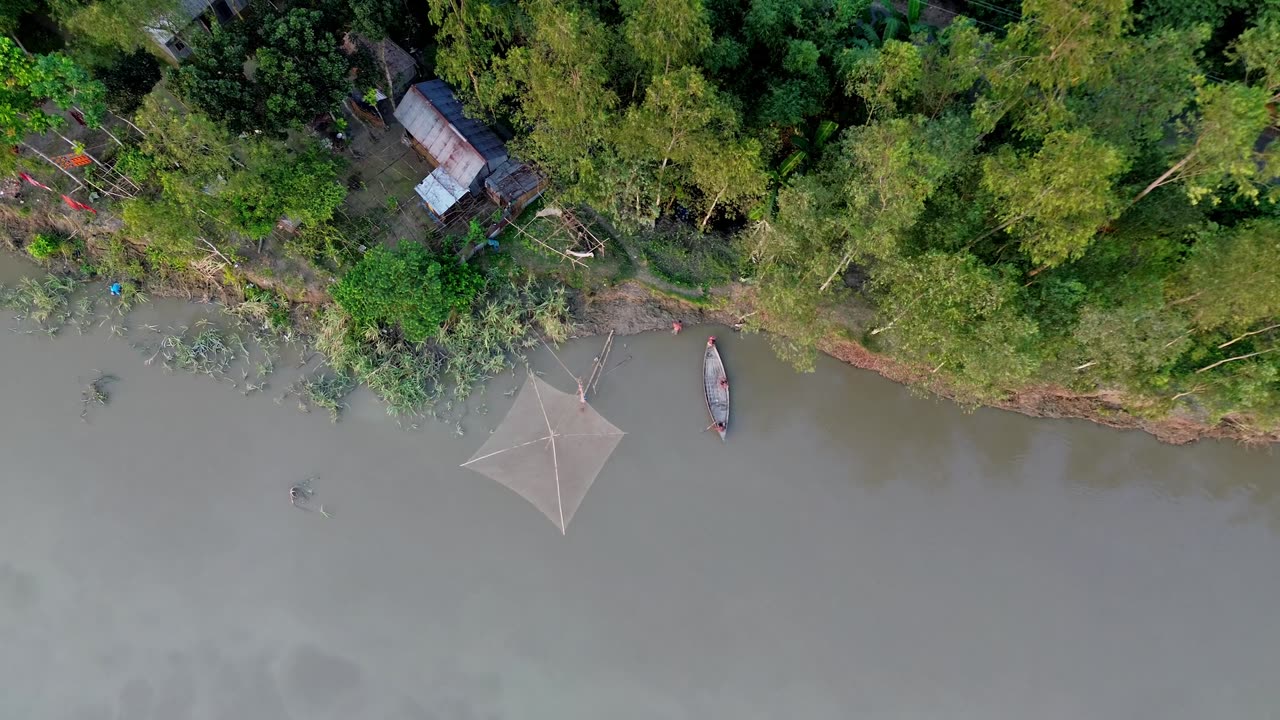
[61,195,97,213]
[19,172,52,191]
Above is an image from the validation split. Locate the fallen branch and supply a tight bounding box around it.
[1195,347,1279,374]
[1218,323,1280,350]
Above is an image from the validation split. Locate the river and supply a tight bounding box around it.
[1,259,1278,719]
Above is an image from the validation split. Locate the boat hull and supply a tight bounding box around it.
[704,339,729,441]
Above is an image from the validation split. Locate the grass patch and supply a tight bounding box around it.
[0,274,79,332]
[289,371,355,422]
[637,227,739,290]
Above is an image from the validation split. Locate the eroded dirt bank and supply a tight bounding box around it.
[575,280,1280,447]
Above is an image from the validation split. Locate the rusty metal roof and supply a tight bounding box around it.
[393,80,507,191]
[484,160,547,205]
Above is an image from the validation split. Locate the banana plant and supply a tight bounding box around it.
[778,119,840,180]
[751,120,840,221]
[856,0,929,48]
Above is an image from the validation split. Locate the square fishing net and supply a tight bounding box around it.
[461,373,624,534]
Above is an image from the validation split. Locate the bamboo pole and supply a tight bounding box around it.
[19,142,87,193]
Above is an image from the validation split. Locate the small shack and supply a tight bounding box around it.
[393,79,545,222]
[485,159,548,216]
[342,33,417,126]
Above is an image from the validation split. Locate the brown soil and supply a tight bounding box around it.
[579,280,1280,447]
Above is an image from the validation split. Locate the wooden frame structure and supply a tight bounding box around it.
[507,206,607,268]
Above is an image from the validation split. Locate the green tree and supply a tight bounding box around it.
[620,0,711,76]
[332,243,482,343]
[501,0,618,188]
[841,38,921,120]
[975,0,1128,136]
[0,37,107,144]
[426,0,518,112]
[224,141,347,239]
[132,91,235,200]
[1179,219,1280,331]
[1069,293,1191,388]
[817,113,978,284]
[614,67,737,221]
[1133,19,1280,205]
[1133,82,1280,205]
[255,9,351,130]
[1067,25,1206,156]
[169,25,259,131]
[870,251,1041,396]
[979,129,1127,267]
[689,136,768,230]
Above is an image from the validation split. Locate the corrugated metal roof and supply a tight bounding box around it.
[484,160,547,205]
[393,80,507,191]
[415,167,469,217]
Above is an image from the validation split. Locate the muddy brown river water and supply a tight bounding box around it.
[1,259,1278,719]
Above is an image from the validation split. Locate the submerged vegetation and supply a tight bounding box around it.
[2,0,1278,437]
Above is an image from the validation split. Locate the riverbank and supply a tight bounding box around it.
[3,201,1276,447]
[573,279,1280,447]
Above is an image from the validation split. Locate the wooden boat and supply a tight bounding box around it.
[704,336,729,441]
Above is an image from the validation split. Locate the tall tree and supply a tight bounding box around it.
[255,9,351,130]
[870,251,1041,396]
[614,67,737,221]
[980,129,1127,267]
[425,0,518,112]
[619,0,710,76]
[975,0,1128,136]
[501,0,617,187]
[1179,219,1280,331]
[169,25,259,131]
[1133,18,1280,205]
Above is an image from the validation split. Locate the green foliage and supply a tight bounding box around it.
[980,129,1128,266]
[171,9,352,133]
[59,0,182,55]
[255,9,352,129]
[317,274,571,416]
[224,141,347,239]
[620,0,711,76]
[426,0,518,113]
[242,283,291,330]
[0,0,36,37]
[169,25,260,132]
[1179,219,1280,331]
[27,232,67,260]
[0,37,107,146]
[332,243,483,343]
[871,252,1041,397]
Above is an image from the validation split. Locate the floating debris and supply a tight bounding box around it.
[80,372,117,421]
[289,477,331,518]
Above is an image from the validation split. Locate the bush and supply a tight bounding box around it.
[332,243,483,343]
[27,233,66,260]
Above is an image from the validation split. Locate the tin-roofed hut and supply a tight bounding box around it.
[393,79,544,221]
